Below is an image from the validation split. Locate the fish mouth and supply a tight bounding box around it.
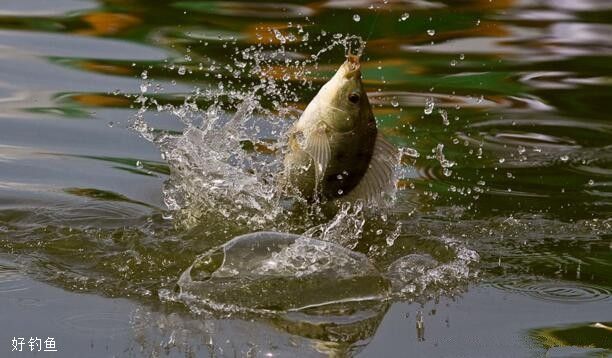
[344,54,361,78]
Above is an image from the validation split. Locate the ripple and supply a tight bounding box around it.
[369,91,555,113]
[0,30,171,61]
[60,312,133,334]
[547,0,612,11]
[173,1,314,18]
[456,130,580,156]
[468,118,612,135]
[369,91,509,110]
[549,23,612,47]
[323,0,445,10]
[492,280,611,303]
[461,118,612,166]
[518,71,612,90]
[0,0,98,17]
[0,265,28,294]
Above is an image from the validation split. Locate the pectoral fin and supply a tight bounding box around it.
[345,133,398,204]
[304,124,330,189]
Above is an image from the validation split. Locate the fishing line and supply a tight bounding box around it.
[365,4,382,43]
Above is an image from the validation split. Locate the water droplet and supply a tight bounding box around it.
[399,13,410,22]
[439,109,449,125]
[560,155,569,162]
[178,66,186,75]
[400,147,420,159]
[450,60,457,67]
[353,14,361,22]
[459,53,465,60]
[140,70,148,80]
[391,97,399,107]
[424,97,435,115]
[427,29,435,36]
[136,161,143,169]
[588,179,595,186]
[337,189,344,195]
[499,158,506,163]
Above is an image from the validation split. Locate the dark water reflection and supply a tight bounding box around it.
[0,0,611,356]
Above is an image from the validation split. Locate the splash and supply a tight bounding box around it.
[175,232,389,313]
[128,25,481,320]
[131,30,377,230]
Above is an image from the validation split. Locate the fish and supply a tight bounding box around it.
[282,54,398,203]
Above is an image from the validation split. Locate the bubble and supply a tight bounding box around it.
[353,14,361,22]
[391,97,399,107]
[178,232,390,312]
[560,155,569,162]
[427,29,435,36]
[399,13,410,22]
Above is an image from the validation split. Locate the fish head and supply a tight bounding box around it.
[304,55,375,133]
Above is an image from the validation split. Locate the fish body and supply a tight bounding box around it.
[283,55,396,203]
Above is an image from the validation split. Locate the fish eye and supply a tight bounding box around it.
[348,92,360,104]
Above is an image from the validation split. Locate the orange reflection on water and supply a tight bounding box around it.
[80,61,134,76]
[78,12,141,36]
[72,94,131,107]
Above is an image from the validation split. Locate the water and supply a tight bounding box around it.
[0,0,611,356]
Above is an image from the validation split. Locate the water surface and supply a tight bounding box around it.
[0,0,611,356]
